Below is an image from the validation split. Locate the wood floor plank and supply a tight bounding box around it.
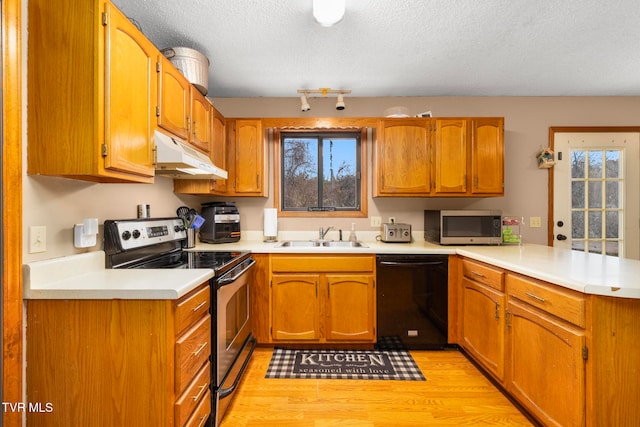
[220,347,534,426]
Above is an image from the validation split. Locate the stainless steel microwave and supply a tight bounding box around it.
[424,210,502,245]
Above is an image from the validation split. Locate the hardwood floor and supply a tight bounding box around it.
[220,347,534,426]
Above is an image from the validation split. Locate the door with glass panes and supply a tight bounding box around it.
[553,132,640,259]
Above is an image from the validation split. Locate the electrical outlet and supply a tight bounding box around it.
[370,216,382,227]
[29,225,47,253]
[530,217,542,228]
[388,217,396,224]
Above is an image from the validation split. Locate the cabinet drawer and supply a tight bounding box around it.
[507,274,586,328]
[175,285,210,335]
[175,315,211,393]
[462,258,504,291]
[184,389,211,427]
[271,255,374,273]
[175,362,210,427]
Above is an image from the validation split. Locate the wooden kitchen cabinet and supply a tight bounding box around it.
[471,118,504,195]
[157,55,212,154]
[433,119,468,194]
[157,54,191,141]
[28,0,156,183]
[26,284,211,426]
[505,274,586,427]
[373,119,431,196]
[268,255,376,344]
[373,117,504,197]
[459,259,506,382]
[226,119,268,196]
[272,274,321,340]
[457,258,640,426]
[189,89,212,153]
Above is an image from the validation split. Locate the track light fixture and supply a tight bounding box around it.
[300,94,311,112]
[296,88,351,112]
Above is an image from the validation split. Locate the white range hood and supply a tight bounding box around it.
[154,130,227,179]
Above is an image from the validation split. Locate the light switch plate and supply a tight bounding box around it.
[530,217,542,228]
[29,225,47,253]
[370,216,382,227]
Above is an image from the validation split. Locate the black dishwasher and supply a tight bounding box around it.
[376,254,449,350]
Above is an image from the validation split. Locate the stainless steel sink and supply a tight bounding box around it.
[275,240,321,247]
[275,240,368,248]
[321,241,368,248]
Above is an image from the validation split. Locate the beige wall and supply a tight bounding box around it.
[23,96,640,262]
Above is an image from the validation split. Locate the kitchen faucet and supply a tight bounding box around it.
[319,226,333,240]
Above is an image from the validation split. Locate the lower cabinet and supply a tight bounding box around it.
[506,298,586,427]
[269,255,376,344]
[26,284,211,426]
[459,258,506,382]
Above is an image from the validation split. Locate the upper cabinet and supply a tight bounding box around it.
[157,55,190,140]
[373,119,431,196]
[157,55,211,154]
[433,119,468,194]
[173,117,267,197]
[28,0,157,183]
[228,119,267,196]
[471,118,504,195]
[373,117,504,197]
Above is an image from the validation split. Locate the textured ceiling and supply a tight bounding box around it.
[111,0,640,98]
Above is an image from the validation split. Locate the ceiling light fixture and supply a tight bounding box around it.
[296,88,352,112]
[313,0,346,27]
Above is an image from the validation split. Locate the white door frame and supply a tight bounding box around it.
[549,127,640,251]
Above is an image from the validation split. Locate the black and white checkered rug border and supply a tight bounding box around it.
[265,347,425,381]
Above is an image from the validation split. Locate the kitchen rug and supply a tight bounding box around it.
[265,347,425,381]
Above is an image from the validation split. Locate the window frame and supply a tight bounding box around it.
[274,128,368,218]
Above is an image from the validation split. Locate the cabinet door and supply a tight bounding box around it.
[209,107,227,193]
[271,274,320,341]
[104,3,156,178]
[433,119,468,194]
[233,119,265,195]
[157,55,190,140]
[461,277,505,382]
[325,275,375,342]
[507,299,586,427]
[471,118,504,194]
[190,90,211,153]
[375,119,430,196]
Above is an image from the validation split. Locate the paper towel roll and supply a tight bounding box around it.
[263,208,278,242]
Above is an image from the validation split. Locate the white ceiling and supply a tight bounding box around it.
[111,0,640,98]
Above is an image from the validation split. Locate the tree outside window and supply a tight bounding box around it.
[281,132,361,212]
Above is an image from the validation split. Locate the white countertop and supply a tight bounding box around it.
[24,233,640,300]
[193,232,640,299]
[23,251,215,300]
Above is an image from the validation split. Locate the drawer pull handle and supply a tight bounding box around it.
[471,270,486,278]
[197,415,207,427]
[525,292,546,303]
[193,342,208,357]
[192,301,207,312]
[192,383,208,401]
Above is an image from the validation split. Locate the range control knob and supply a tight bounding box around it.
[132,229,141,239]
[174,225,185,232]
[121,230,131,241]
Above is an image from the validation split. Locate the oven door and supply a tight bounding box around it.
[214,257,256,426]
